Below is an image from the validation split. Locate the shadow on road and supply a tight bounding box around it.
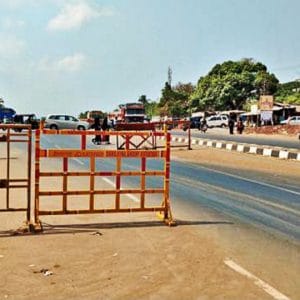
[0,220,233,237]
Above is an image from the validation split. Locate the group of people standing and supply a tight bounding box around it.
[91,116,110,145]
[228,116,244,135]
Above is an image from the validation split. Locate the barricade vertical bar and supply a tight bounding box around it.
[164,131,171,220]
[125,136,130,150]
[115,157,121,209]
[141,157,146,208]
[6,127,10,209]
[26,128,32,222]
[63,157,68,212]
[188,126,191,150]
[34,129,41,225]
[81,134,86,150]
[90,157,95,210]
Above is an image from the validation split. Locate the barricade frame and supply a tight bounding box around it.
[114,123,157,150]
[0,124,32,223]
[34,129,173,228]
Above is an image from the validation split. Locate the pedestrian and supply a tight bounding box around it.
[101,116,110,144]
[91,116,101,145]
[228,116,235,135]
[236,118,244,134]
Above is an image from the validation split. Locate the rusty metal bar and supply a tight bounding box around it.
[42,149,166,158]
[27,128,32,223]
[38,206,164,215]
[89,157,95,211]
[39,171,165,177]
[141,157,146,208]
[62,157,68,213]
[115,157,121,210]
[6,127,10,209]
[34,129,40,224]
[164,131,171,220]
[39,188,164,196]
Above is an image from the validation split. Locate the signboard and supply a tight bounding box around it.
[259,96,274,111]
[250,104,258,114]
[260,110,273,122]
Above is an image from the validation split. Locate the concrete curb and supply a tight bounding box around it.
[158,136,300,161]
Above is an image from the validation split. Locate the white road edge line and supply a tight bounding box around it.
[224,259,290,300]
[102,177,139,203]
[198,165,300,197]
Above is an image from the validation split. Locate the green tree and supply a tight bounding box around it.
[138,95,159,117]
[275,80,300,105]
[190,59,279,111]
[159,82,195,117]
[78,111,89,119]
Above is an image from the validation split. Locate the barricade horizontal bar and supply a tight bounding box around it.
[8,139,30,143]
[38,207,165,215]
[40,170,165,177]
[0,208,27,212]
[9,185,28,188]
[41,149,166,158]
[9,133,29,137]
[0,124,31,129]
[39,188,164,196]
[41,129,164,136]
[9,179,29,182]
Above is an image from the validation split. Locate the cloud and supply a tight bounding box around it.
[1,17,25,30]
[0,35,25,58]
[38,53,87,72]
[47,2,114,31]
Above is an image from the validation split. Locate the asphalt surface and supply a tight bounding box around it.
[41,135,300,244]
[173,128,300,149]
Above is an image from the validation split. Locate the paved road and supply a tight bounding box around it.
[41,135,300,243]
[172,128,300,149]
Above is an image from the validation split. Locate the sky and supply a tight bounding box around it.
[0,0,300,117]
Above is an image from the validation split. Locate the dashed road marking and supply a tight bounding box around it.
[102,177,139,203]
[224,259,290,300]
[54,145,84,165]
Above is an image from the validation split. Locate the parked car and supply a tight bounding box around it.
[183,116,202,131]
[206,115,228,128]
[280,116,300,125]
[44,115,90,130]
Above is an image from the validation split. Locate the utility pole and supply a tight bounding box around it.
[168,66,172,86]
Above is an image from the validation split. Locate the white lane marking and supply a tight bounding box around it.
[197,164,300,197]
[173,175,300,217]
[102,177,139,203]
[224,259,290,300]
[54,145,84,165]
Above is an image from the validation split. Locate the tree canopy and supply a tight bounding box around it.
[275,80,300,105]
[190,59,279,111]
[158,82,195,117]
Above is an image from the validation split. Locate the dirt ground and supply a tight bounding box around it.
[0,142,299,299]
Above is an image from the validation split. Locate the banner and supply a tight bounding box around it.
[259,95,274,110]
[260,110,273,122]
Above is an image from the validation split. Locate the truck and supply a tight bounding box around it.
[0,107,16,123]
[119,103,145,123]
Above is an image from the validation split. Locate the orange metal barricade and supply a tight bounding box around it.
[114,123,157,149]
[155,121,192,150]
[0,124,32,223]
[34,129,173,228]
